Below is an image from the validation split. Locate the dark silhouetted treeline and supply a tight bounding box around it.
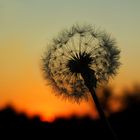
[0,86,140,140]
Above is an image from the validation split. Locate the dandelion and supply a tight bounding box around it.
[41,24,120,140]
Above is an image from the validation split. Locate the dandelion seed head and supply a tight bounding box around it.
[41,24,121,102]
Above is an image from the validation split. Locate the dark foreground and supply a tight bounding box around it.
[0,104,139,140]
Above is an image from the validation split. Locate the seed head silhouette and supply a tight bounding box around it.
[42,24,120,140]
[42,24,120,102]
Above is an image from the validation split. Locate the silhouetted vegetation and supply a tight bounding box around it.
[0,87,140,140]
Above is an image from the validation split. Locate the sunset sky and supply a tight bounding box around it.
[0,0,140,121]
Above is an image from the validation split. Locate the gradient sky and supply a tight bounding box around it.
[0,0,140,121]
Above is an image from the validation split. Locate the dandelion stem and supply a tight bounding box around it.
[89,87,118,140]
[81,69,118,140]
